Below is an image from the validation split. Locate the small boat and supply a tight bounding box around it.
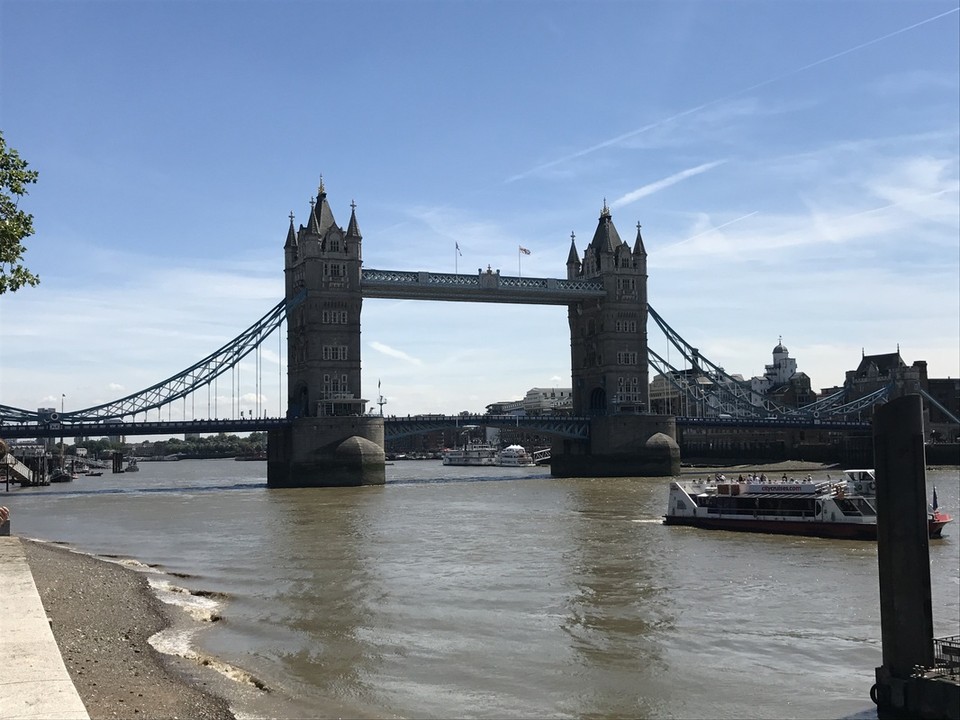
[49,468,74,483]
[87,470,103,477]
[124,458,140,472]
[235,451,267,461]
[664,474,952,540]
[496,445,536,467]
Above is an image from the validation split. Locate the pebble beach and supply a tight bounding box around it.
[21,539,236,720]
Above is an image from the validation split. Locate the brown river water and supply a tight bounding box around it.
[5,459,958,719]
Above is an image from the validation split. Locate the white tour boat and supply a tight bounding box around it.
[496,445,536,467]
[664,473,951,540]
[441,441,498,466]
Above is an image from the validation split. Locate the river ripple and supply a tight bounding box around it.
[5,460,958,719]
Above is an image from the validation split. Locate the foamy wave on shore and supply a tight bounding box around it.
[148,577,224,622]
[25,538,269,695]
[148,627,271,691]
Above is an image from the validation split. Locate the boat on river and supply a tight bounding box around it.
[664,474,952,540]
[496,445,536,467]
[49,468,74,483]
[442,440,498,466]
[442,425,499,466]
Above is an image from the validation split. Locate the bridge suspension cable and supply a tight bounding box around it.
[1,293,302,425]
[648,304,793,418]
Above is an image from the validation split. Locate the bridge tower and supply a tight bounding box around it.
[268,180,385,487]
[552,203,679,477]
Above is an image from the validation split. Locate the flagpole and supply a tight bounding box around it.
[518,246,521,277]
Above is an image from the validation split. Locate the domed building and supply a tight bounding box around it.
[748,337,814,408]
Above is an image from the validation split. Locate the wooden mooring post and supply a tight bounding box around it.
[872,394,959,720]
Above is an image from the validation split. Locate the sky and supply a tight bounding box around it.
[1,0,958,426]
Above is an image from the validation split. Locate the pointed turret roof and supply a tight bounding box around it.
[588,200,623,254]
[345,199,362,239]
[313,176,337,233]
[633,222,646,255]
[305,197,321,235]
[566,231,580,266]
[284,212,298,249]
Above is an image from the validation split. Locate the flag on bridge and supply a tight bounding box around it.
[519,246,531,255]
[455,242,462,257]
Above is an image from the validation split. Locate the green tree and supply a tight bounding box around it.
[0,131,39,294]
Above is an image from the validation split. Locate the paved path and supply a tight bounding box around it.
[0,536,89,720]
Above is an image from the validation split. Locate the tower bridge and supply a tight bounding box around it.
[3,180,933,485]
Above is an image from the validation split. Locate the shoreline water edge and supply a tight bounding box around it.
[19,462,842,719]
[21,539,240,720]
[10,461,955,719]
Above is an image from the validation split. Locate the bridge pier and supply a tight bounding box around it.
[550,414,680,478]
[267,417,385,488]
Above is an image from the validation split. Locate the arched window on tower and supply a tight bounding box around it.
[590,387,606,414]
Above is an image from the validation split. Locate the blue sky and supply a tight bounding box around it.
[1,0,958,422]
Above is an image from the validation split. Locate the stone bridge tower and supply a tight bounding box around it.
[567,202,650,415]
[284,180,365,418]
[552,202,678,477]
[268,180,385,487]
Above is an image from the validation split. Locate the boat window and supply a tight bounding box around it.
[835,498,865,516]
[852,497,876,516]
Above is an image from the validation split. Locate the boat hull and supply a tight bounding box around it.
[663,515,948,540]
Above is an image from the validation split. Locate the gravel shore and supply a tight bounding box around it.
[21,539,236,720]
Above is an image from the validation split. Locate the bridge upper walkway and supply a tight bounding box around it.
[361,269,606,305]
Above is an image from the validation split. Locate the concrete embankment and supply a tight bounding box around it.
[0,536,90,720]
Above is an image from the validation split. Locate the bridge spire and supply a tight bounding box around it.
[306,197,321,235]
[313,178,337,232]
[346,199,362,239]
[588,200,622,256]
[284,212,298,250]
[633,222,646,256]
[566,231,581,278]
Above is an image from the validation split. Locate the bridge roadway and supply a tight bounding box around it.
[361,269,607,305]
[0,414,869,440]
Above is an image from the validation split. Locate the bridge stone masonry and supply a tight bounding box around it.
[269,181,680,487]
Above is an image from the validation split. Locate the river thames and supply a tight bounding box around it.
[4,460,958,719]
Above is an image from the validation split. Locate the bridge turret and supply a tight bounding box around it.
[272,180,384,488]
[305,196,322,238]
[567,202,649,416]
[345,199,362,271]
[565,232,581,280]
[284,180,366,420]
[633,222,646,258]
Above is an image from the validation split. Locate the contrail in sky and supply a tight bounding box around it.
[506,7,959,184]
[611,161,726,208]
[665,211,761,249]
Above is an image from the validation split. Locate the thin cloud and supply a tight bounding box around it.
[507,7,959,183]
[369,341,423,365]
[663,211,760,251]
[611,161,727,208]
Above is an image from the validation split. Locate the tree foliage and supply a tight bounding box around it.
[0,131,39,294]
